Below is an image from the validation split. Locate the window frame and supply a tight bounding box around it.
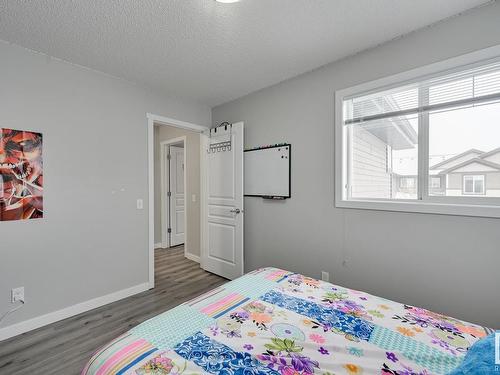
[334,45,500,219]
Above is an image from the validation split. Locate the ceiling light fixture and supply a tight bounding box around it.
[215,0,240,3]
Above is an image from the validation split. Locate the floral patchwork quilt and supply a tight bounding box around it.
[82,268,492,375]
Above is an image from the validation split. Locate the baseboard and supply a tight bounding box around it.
[185,252,200,263]
[154,242,162,249]
[0,282,150,342]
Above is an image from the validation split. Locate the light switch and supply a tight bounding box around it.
[192,194,196,202]
[136,199,144,210]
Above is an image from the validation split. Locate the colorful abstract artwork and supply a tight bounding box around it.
[0,128,43,221]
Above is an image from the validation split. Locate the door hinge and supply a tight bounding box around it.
[167,153,171,160]
[167,191,172,197]
[167,228,172,233]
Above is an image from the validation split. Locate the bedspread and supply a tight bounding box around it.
[82,268,492,375]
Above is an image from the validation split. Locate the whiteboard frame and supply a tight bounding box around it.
[244,144,291,199]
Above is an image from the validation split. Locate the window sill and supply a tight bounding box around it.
[335,198,500,219]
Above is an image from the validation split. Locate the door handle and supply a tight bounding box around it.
[230,208,243,214]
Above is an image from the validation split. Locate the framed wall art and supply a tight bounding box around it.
[0,127,43,221]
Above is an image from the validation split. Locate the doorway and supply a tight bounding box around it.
[161,139,185,248]
[152,119,206,289]
[148,113,245,288]
[149,114,208,288]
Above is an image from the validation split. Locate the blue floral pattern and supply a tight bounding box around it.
[174,331,280,375]
[261,290,374,341]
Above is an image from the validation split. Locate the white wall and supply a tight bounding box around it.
[213,3,500,328]
[0,41,210,336]
[154,125,201,257]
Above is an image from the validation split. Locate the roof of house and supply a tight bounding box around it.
[430,149,485,170]
[438,158,500,175]
[479,147,500,160]
[355,96,418,150]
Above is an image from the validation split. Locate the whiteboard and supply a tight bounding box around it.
[244,144,291,198]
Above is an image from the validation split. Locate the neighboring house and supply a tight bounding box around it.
[350,97,418,199]
[351,108,500,198]
[391,173,446,197]
[349,94,500,198]
[431,148,500,197]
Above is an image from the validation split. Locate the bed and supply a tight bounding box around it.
[82,267,492,375]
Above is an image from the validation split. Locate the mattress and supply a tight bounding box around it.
[82,267,492,375]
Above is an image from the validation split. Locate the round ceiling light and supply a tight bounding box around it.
[215,0,240,3]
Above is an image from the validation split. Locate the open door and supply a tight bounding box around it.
[169,145,185,246]
[201,122,244,280]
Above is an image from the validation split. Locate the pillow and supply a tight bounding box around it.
[449,333,497,375]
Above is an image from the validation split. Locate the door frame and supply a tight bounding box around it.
[147,113,209,289]
[160,137,186,249]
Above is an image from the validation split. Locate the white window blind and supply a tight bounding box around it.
[343,60,500,126]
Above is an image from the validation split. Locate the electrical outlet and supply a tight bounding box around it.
[11,287,24,303]
[321,271,330,282]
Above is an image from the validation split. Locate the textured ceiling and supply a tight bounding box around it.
[0,0,493,106]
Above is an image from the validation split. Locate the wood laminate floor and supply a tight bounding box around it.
[0,246,227,375]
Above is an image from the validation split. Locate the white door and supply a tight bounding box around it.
[169,145,185,246]
[202,122,244,279]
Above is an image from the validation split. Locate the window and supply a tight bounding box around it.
[430,177,441,189]
[335,47,500,218]
[400,177,415,189]
[463,175,485,195]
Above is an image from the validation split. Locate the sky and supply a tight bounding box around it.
[429,101,500,156]
[391,101,500,175]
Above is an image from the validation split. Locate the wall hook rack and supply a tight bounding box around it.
[207,122,232,153]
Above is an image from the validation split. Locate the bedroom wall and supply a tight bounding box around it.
[154,125,201,258]
[0,40,210,337]
[213,2,500,328]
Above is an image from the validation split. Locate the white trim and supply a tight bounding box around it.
[148,117,155,289]
[0,283,149,342]
[335,44,500,219]
[335,199,500,219]
[147,113,209,133]
[160,137,187,250]
[200,132,208,271]
[154,242,162,249]
[185,252,201,263]
[160,141,167,249]
[148,114,209,289]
